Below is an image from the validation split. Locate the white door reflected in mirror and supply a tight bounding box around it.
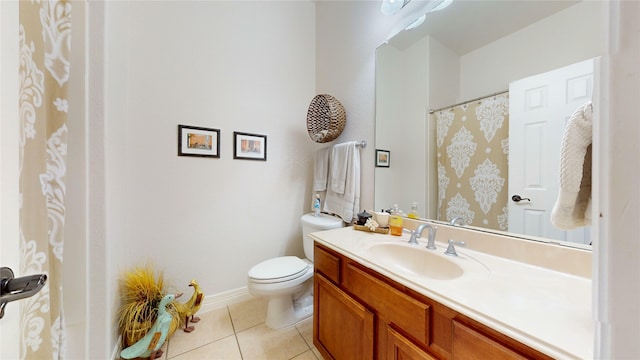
[508,58,594,245]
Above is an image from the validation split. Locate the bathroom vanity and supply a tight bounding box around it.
[311,225,592,360]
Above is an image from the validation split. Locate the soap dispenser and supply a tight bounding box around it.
[407,202,419,219]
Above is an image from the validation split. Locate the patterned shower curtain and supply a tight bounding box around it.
[18,1,71,358]
[435,92,509,231]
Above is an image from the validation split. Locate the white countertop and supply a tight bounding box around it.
[311,226,593,359]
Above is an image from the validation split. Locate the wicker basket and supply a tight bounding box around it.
[306,94,346,143]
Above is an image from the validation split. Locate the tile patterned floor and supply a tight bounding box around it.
[160,297,322,360]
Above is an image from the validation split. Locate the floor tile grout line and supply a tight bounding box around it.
[294,321,319,360]
[164,337,176,360]
[227,305,245,360]
[294,322,313,351]
[294,322,311,359]
[172,334,238,359]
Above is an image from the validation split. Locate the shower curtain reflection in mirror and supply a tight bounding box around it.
[435,92,509,231]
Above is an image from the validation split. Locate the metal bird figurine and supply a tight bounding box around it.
[175,279,204,333]
[120,293,181,360]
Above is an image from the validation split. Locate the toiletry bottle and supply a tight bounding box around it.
[313,194,321,216]
[389,204,403,236]
[407,202,419,219]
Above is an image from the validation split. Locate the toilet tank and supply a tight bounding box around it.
[301,213,344,261]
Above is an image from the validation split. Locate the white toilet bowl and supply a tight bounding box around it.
[247,256,314,329]
[247,213,344,329]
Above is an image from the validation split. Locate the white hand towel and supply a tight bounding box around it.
[551,102,593,230]
[329,142,352,194]
[324,141,360,223]
[313,147,331,192]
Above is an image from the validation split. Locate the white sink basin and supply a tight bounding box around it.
[368,243,464,280]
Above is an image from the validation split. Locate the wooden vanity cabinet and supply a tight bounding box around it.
[313,243,552,360]
[314,273,375,360]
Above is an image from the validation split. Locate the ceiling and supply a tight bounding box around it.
[388,0,580,53]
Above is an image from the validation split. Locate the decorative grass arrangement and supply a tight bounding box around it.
[117,263,181,347]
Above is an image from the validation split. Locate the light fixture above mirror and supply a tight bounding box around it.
[431,0,453,12]
[381,0,454,17]
[402,0,453,30]
[382,0,456,43]
[404,14,426,30]
[380,0,410,16]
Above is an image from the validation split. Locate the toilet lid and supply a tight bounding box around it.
[248,256,310,283]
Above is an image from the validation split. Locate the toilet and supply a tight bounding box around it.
[247,213,344,329]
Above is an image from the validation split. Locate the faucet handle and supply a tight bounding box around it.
[444,239,466,257]
[406,228,419,245]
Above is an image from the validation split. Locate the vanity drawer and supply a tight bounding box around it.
[314,244,341,284]
[452,320,529,360]
[343,261,430,346]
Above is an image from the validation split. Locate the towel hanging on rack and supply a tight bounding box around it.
[551,102,593,230]
[322,141,361,223]
[313,147,331,192]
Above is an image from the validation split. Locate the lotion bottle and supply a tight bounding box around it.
[313,194,321,216]
[389,204,403,236]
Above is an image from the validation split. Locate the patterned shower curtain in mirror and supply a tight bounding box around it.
[435,93,509,231]
[19,1,71,358]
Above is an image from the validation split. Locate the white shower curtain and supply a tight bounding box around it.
[18,1,71,358]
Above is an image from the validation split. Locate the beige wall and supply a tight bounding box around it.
[100,1,317,356]
[459,0,606,101]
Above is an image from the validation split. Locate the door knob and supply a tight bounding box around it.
[511,195,531,202]
[0,267,47,319]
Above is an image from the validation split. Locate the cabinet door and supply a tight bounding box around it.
[343,262,430,346]
[315,244,341,284]
[314,273,375,360]
[452,320,528,360]
[387,326,437,360]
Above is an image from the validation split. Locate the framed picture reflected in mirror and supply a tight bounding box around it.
[376,149,390,167]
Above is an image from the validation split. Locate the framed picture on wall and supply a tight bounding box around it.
[376,149,390,167]
[178,125,220,158]
[233,132,267,161]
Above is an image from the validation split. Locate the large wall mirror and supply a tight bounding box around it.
[374,0,606,248]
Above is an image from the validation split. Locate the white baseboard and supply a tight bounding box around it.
[199,286,253,313]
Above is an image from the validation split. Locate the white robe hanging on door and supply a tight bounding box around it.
[551,102,593,230]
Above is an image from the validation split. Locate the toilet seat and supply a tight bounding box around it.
[248,256,310,284]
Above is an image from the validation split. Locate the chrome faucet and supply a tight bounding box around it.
[449,216,466,226]
[408,223,438,250]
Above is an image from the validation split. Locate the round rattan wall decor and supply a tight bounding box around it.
[306,94,346,143]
